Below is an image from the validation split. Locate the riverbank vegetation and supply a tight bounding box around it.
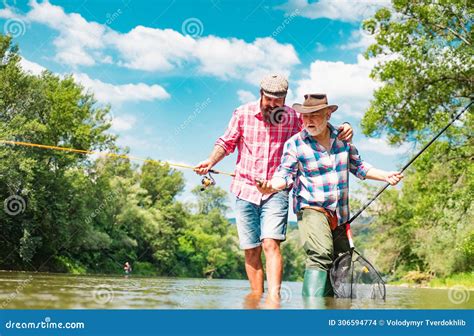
[1,0,472,286]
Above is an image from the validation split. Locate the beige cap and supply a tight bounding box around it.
[260,74,288,98]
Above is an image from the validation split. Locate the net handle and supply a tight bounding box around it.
[346,224,355,250]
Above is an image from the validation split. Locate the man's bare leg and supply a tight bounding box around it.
[245,246,264,294]
[262,238,283,300]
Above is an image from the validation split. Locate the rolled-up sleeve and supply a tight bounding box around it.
[274,139,298,187]
[349,143,373,179]
[215,109,241,155]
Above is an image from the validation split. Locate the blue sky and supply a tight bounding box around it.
[0,0,410,219]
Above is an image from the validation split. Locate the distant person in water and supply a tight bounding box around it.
[123,262,132,274]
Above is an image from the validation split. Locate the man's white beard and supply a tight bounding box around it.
[305,125,325,137]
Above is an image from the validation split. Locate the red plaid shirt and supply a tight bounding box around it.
[215,100,302,205]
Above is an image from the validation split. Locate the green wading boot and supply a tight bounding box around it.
[302,269,333,297]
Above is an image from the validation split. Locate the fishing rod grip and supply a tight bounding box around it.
[208,169,235,177]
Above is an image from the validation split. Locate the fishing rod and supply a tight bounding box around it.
[347,100,473,225]
[0,139,235,190]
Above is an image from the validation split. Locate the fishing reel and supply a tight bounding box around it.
[201,172,216,191]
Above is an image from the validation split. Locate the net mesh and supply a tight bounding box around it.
[330,250,386,300]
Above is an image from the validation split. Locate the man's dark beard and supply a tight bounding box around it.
[261,105,282,124]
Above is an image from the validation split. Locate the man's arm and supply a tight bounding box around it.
[195,145,226,175]
[256,139,298,194]
[348,143,403,185]
[365,168,404,186]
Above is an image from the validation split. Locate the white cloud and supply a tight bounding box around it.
[357,137,412,156]
[293,54,380,118]
[237,90,257,104]
[111,115,137,131]
[17,58,170,105]
[109,26,195,72]
[315,42,327,52]
[2,1,300,84]
[72,73,170,105]
[340,30,376,50]
[277,0,391,22]
[193,36,299,84]
[19,57,46,75]
[27,0,108,67]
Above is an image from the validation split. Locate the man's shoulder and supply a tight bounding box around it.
[235,100,259,115]
[285,130,305,146]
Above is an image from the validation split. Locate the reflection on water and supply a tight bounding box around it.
[0,271,472,309]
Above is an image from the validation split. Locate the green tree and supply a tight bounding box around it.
[359,0,473,279]
[0,34,115,270]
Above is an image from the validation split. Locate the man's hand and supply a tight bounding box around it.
[255,179,276,195]
[338,123,353,142]
[194,159,214,175]
[385,171,404,186]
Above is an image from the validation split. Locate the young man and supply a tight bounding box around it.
[195,77,353,300]
[257,93,403,297]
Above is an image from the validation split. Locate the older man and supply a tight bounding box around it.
[195,77,353,299]
[257,93,403,297]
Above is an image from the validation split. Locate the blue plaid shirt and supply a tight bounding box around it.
[274,124,373,225]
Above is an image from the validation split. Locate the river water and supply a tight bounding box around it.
[0,271,472,309]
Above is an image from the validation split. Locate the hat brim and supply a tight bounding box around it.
[262,90,287,99]
[292,103,338,114]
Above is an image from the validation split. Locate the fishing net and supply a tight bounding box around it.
[330,249,386,300]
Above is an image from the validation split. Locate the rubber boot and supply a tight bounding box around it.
[302,268,332,297]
